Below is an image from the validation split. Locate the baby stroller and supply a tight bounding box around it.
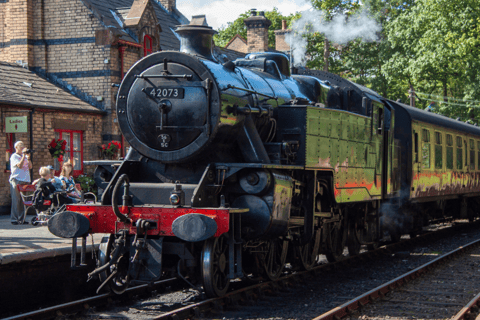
[30,182,73,226]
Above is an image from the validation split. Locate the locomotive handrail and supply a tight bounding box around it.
[135,74,193,79]
[224,84,278,100]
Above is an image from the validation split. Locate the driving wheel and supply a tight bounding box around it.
[296,229,320,270]
[263,238,288,280]
[325,221,346,262]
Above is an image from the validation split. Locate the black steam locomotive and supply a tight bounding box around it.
[48,23,480,297]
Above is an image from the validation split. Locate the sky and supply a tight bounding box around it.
[176,0,313,30]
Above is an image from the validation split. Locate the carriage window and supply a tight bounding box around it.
[478,141,480,170]
[456,136,463,170]
[435,132,442,169]
[422,129,430,168]
[470,139,475,170]
[446,134,453,169]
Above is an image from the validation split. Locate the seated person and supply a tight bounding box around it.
[59,161,81,202]
[32,165,63,190]
[35,166,73,206]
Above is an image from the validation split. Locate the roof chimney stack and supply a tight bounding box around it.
[274,20,292,52]
[159,0,176,12]
[244,8,271,52]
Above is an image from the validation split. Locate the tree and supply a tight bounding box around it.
[213,8,298,48]
[383,0,480,118]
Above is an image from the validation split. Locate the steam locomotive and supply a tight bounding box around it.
[48,23,480,297]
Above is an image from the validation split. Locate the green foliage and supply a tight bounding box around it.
[383,0,480,119]
[76,174,97,195]
[214,8,299,48]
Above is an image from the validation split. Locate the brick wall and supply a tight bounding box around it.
[0,106,102,209]
[0,0,112,112]
[2,0,35,66]
[244,12,271,53]
[275,30,291,52]
[225,36,247,53]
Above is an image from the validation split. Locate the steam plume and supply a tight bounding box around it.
[285,9,382,66]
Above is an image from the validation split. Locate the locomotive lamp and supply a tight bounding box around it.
[170,181,185,206]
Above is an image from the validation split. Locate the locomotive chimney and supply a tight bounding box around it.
[175,16,217,61]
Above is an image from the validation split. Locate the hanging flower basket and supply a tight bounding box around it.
[102,141,121,159]
[47,138,66,162]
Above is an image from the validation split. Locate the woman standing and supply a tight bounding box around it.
[9,141,32,225]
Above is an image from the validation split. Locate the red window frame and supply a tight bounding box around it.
[54,129,84,176]
[144,35,153,56]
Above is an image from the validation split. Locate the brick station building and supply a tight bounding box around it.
[0,0,189,212]
[0,1,289,212]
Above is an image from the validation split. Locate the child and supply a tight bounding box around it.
[35,166,73,205]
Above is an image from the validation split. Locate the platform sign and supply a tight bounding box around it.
[5,116,28,133]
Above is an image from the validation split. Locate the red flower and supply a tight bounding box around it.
[62,140,67,146]
[50,139,57,148]
[58,155,64,162]
[101,144,106,149]
[60,144,66,151]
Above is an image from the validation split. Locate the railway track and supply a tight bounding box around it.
[6,221,479,320]
[314,238,480,320]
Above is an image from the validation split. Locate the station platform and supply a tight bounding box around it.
[0,214,105,265]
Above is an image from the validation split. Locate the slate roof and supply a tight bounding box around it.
[0,62,104,113]
[81,0,188,51]
[215,47,246,62]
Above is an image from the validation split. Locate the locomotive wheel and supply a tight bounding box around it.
[98,235,130,294]
[296,229,320,270]
[325,221,347,262]
[201,234,230,298]
[263,238,288,280]
[347,221,362,256]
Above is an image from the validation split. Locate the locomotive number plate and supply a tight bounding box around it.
[146,87,185,99]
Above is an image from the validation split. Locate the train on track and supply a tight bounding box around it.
[48,23,480,297]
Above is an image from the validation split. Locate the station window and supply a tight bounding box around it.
[434,132,442,169]
[54,130,83,176]
[470,139,475,170]
[446,134,454,169]
[422,129,430,168]
[144,35,153,57]
[456,136,463,170]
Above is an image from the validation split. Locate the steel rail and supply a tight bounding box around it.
[4,221,477,320]
[451,291,480,320]
[3,278,178,320]
[152,223,479,320]
[312,238,480,320]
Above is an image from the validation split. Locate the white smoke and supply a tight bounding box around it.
[285,9,382,66]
